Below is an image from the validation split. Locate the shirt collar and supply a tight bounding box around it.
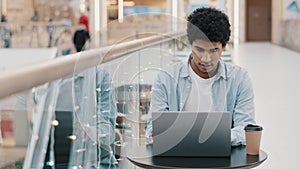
[181,53,227,80]
[216,59,227,80]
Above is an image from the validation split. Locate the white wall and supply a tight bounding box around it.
[272,0,283,45]
[239,0,246,43]
[0,48,57,71]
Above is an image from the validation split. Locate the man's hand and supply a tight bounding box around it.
[148,131,153,144]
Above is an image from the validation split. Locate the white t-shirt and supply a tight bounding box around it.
[183,64,216,111]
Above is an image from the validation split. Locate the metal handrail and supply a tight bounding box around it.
[0,31,186,99]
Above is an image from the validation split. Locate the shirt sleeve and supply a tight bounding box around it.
[231,71,256,146]
[96,67,117,145]
[145,71,169,143]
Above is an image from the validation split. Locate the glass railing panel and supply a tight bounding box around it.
[99,52,141,168]
[0,47,57,168]
[66,67,118,169]
[28,81,64,169]
[42,36,188,168]
[0,90,32,146]
[0,86,49,168]
[0,31,187,169]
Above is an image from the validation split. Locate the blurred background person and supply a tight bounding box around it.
[79,11,89,32]
[46,19,55,48]
[57,28,75,56]
[73,24,90,52]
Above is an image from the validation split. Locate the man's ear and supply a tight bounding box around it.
[222,44,226,50]
[221,45,226,53]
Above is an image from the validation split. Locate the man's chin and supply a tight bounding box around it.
[200,69,215,77]
[199,68,210,74]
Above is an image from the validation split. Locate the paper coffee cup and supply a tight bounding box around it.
[244,124,263,155]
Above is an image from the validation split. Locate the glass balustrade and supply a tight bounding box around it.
[0,30,191,169]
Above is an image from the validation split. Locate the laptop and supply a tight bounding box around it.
[152,111,231,157]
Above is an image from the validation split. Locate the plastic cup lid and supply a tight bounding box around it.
[244,124,263,131]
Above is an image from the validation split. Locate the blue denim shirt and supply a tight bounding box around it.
[70,67,118,169]
[146,58,255,146]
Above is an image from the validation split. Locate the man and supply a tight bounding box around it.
[70,67,119,168]
[146,7,255,146]
[73,24,90,52]
[38,66,119,169]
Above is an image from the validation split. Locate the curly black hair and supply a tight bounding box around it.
[187,7,231,47]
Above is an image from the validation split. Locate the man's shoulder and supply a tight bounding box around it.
[159,61,187,77]
[167,61,186,70]
[223,62,249,79]
[224,61,247,72]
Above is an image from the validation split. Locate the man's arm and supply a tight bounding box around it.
[231,71,256,146]
[146,72,169,143]
[73,31,77,45]
[96,67,117,145]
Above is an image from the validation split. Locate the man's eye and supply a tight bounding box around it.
[210,49,218,53]
[196,48,205,52]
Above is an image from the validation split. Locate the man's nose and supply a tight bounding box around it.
[201,52,211,63]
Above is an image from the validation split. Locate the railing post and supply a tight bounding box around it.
[90,0,107,48]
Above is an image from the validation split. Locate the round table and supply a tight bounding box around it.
[127,144,267,169]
